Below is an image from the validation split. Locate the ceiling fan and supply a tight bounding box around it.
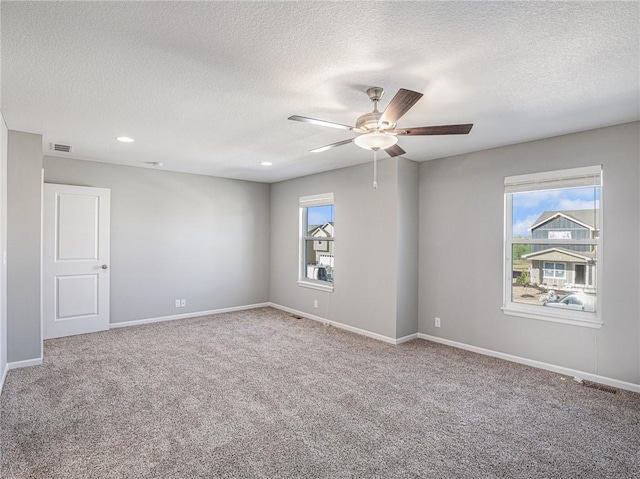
[289,86,473,159]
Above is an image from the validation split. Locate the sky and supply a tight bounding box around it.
[512,186,600,237]
[307,205,334,227]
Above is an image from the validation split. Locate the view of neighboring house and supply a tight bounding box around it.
[523,210,598,291]
[306,222,334,281]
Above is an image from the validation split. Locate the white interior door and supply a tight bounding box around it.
[43,184,110,339]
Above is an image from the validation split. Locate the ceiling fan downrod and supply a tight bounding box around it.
[366,86,384,113]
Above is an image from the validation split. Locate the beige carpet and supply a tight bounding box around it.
[1,307,639,478]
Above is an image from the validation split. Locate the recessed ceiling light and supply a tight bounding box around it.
[116,136,135,143]
[260,162,272,166]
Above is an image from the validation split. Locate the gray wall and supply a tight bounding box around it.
[7,131,43,362]
[419,122,640,384]
[44,157,270,325]
[0,113,7,375]
[270,158,419,340]
[396,158,419,338]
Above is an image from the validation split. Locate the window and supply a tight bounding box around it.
[548,231,571,239]
[299,193,334,292]
[543,262,566,279]
[503,165,602,327]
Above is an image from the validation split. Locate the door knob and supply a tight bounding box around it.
[101,264,108,270]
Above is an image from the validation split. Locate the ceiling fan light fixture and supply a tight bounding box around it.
[354,131,398,151]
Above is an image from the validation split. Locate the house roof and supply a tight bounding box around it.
[309,222,334,237]
[2,2,638,183]
[523,247,595,263]
[530,210,599,231]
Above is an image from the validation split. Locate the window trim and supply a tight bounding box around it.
[298,193,334,292]
[503,166,603,328]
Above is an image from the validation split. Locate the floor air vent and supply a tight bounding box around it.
[49,143,72,153]
[583,380,618,394]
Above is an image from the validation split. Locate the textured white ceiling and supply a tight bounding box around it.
[1,1,638,183]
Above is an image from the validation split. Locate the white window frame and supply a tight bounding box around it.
[502,165,602,328]
[298,193,334,293]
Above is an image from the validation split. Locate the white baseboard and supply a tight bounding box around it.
[0,362,8,394]
[269,303,416,346]
[0,357,45,393]
[8,357,43,370]
[110,302,271,329]
[396,333,419,344]
[418,333,640,393]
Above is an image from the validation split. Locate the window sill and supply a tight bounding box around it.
[501,305,603,329]
[297,280,334,293]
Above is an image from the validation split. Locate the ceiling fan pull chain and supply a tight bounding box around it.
[373,149,378,189]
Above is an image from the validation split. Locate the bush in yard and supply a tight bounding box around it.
[516,270,530,286]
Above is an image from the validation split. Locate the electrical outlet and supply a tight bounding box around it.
[435,317,441,328]
[175,299,181,308]
[313,299,318,309]
[180,299,186,307]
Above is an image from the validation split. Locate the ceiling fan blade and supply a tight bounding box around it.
[397,124,474,136]
[289,115,353,131]
[384,144,406,157]
[379,89,424,126]
[310,138,354,153]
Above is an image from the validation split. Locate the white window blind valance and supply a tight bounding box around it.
[504,165,602,194]
[299,192,334,208]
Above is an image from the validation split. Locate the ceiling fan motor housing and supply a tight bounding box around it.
[355,111,395,132]
[357,87,395,132]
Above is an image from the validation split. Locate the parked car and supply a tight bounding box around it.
[543,293,596,312]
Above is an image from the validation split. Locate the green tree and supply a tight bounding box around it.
[512,243,531,260]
